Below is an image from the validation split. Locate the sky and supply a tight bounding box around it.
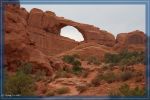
[20,4,145,41]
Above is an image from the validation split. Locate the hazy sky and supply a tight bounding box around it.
[20,4,145,41]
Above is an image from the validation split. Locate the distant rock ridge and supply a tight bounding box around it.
[114,30,146,52]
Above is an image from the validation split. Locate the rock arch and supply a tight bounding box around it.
[56,19,88,42]
[28,9,116,47]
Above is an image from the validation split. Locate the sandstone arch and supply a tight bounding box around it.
[56,19,88,42]
[56,17,116,46]
[28,8,116,47]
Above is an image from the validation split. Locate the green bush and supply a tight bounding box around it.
[73,60,81,66]
[4,62,36,96]
[104,53,120,65]
[72,65,82,75]
[109,84,146,96]
[17,62,33,74]
[104,50,145,66]
[130,87,146,96]
[55,87,70,94]
[119,83,131,96]
[91,71,116,86]
[119,84,146,96]
[4,71,35,96]
[87,56,101,65]
[62,55,75,64]
[120,71,133,81]
[72,60,82,74]
[62,55,83,75]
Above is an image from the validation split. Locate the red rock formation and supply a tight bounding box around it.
[27,8,115,48]
[114,30,146,52]
[56,17,115,47]
[4,4,53,75]
[4,4,146,75]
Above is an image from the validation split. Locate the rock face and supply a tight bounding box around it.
[114,30,146,52]
[4,5,72,75]
[4,4,30,71]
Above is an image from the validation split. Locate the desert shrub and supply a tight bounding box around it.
[109,84,146,96]
[72,59,82,74]
[87,56,101,65]
[104,50,145,66]
[91,71,116,86]
[4,71,35,96]
[55,87,70,94]
[4,62,35,96]
[119,56,139,66]
[119,84,146,96]
[120,71,133,81]
[62,55,75,64]
[119,83,131,96]
[104,53,120,65]
[73,60,81,66]
[76,84,87,93]
[17,62,33,74]
[102,71,116,83]
[72,65,82,75]
[130,87,146,96]
[62,55,83,75]
[46,90,55,96]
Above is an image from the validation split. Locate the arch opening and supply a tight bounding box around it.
[60,26,84,42]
